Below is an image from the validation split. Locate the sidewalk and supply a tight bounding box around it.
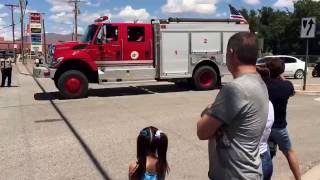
[10,58,320,180]
[295,84,320,95]
[302,164,320,180]
[14,58,36,77]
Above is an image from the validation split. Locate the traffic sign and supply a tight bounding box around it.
[301,17,316,38]
[301,17,316,90]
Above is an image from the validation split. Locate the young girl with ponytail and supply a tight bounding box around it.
[129,126,169,180]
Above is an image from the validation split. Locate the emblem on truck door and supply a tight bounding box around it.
[130,51,139,60]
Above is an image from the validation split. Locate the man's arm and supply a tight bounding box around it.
[197,83,246,140]
[197,113,222,140]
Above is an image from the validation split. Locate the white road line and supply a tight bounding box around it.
[314,97,320,102]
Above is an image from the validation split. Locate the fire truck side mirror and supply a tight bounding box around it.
[96,38,103,45]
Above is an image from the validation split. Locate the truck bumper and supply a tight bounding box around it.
[33,66,56,78]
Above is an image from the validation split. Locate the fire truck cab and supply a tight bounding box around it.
[33,16,249,98]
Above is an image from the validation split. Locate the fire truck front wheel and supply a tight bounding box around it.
[57,70,89,99]
[193,66,217,90]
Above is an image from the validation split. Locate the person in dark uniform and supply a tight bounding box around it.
[1,55,13,87]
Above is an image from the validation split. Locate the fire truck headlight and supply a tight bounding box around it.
[56,57,64,62]
[51,57,64,67]
[35,59,40,67]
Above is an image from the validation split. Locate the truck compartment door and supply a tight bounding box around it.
[191,32,221,53]
[161,32,189,77]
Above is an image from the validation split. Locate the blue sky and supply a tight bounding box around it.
[0,0,294,40]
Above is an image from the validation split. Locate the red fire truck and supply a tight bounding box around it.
[33,16,249,98]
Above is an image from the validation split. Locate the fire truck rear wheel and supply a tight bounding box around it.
[193,66,217,90]
[57,70,89,99]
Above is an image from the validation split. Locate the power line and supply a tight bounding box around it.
[0,24,13,31]
[0,28,13,34]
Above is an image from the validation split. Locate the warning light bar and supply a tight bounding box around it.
[95,16,109,22]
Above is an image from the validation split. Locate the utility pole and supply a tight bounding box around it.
[69,0,81,41]
[19,0,26,64]
[42,15,48,64]
[5,4,19,62]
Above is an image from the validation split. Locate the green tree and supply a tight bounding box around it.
[241,0,320,56]
[288,0,320,55]
[240,9,258,33]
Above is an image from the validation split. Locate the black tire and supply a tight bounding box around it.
[193,66,218,90]
[294,69,304,79]
[54,78,59,89]
[312,69,319,77]
[57,70,88,99]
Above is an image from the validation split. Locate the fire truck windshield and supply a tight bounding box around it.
[80,24,98,43]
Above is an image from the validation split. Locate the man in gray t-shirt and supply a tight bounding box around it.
[197,32,268,180]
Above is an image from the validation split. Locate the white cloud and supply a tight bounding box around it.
[46,0,74,25]
[216,12,227,18]
[83,0,101,7]
[0,28,21,41]
[0,13,8,18]
[243,0,261,5]
[161,0,218,15]
[116,6,150,21]
[49,11,73,25]
[0,31,13,41]
[46,0,73,13]
[78,26,84,34]
[47,0,107,33]
[25,8,40,14]
[59,29,71,35]
[51,26,72,35]
[273,0,294,8]
[76,6,150,24]
[0,13,9,39]
[0,18,6,26]
[79,10,111,24]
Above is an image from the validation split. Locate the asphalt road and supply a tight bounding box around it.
[0,63,319,180]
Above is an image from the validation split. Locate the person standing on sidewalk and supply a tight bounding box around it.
[1,55,13,87]
[266,58,301,180]
[197,32,269,180]
[257,66,275,180]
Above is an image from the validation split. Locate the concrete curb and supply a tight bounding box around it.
[294,84,320,95]
[302,164,320,180]
[295,90,320,95]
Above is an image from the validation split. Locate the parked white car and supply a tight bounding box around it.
[257,55,306,79]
